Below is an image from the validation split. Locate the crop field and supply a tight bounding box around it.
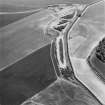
[0,0,102,28]
[0,0,103,68]
[87,37,105,81]
[0,0,105,105]
[0,11,41,28]
[0,0,101,9]
[0,9,54,69]
[0,0,101,28]
[0,4,37,12]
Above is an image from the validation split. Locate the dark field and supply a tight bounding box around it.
[0,0,105,105]
[0,44,57,105]
[87,37,105,81]
[0,4,36,12]
[0,0,101,10]
[0,10,52,69]
[96,37,105,63]
[0,3,42,28]
[0,0,101,27]
[0,10,41,28]
[89,54,105,81]
[30,78,101,105]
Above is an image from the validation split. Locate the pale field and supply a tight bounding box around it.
[68,1,105,104]
[22,1,105,105]
[0,9,54,69]
[0,0,104,69]
[0,0,101,8]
